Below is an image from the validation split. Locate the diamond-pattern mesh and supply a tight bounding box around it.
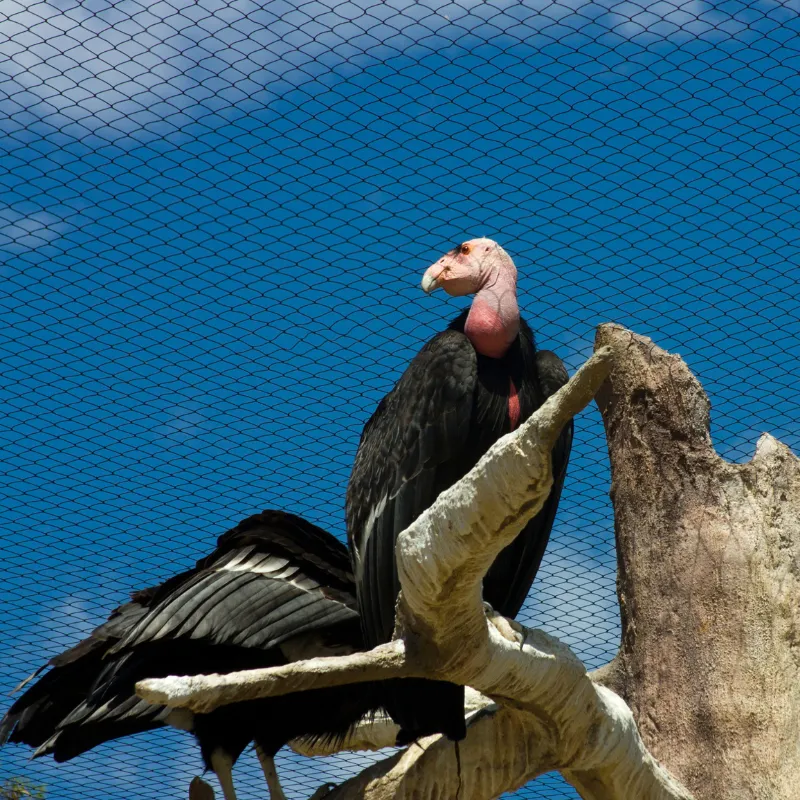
[2,1,799,798]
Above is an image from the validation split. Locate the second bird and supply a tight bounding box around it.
[346,238,573,744]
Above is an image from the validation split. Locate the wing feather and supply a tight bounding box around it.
[1,510,360,755]
[347,329,478,646]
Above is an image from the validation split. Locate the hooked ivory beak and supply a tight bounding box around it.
[421,268,442,294]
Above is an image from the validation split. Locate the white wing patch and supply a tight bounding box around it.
[217,550,321,592]
[355,494,388,575]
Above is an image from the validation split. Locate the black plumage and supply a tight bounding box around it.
[347,308,572,745]
[1,510,378,796]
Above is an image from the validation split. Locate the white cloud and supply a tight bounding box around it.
[155,403,209,441]
[0,207,71,253]
[26,593,107,663]
[608,0,717,38]
[2,0,789,146]
[48,595,99,637]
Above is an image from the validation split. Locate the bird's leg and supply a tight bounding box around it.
[482,601,525,648]
[210,750,238,800]
[255,744,288,800]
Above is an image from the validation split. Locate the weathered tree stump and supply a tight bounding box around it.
[594,324,800,800]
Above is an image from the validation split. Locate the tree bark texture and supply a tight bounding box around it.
[594,324,800,800]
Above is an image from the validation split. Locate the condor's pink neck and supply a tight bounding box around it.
[464,279,519,359]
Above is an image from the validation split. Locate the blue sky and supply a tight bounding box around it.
[1,1,799,798]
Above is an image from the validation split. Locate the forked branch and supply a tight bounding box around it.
[138,343,694,800]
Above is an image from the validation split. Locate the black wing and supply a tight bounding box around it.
[36,641,285,763]
[1,510,362,762]
[483,351,573,617]
[346,323,571,742]
[347,330,479,743]
[111,510,358,655]
[347,329,478,648]
[0,598,150,750]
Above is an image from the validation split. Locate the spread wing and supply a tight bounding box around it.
[111,510,358,655]
[1,510,360,760]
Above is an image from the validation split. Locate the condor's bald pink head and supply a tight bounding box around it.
[421,238,520,359]
[420,238,516,297]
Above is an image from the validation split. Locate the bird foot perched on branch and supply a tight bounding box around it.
[483,601,526,647]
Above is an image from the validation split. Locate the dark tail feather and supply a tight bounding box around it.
[386,679,465,745]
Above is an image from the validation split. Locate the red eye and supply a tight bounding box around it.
[460,244,471,255]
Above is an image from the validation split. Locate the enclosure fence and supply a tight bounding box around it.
[1,0,799,798]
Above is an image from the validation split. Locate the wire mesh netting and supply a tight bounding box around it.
[1,0,799,798]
